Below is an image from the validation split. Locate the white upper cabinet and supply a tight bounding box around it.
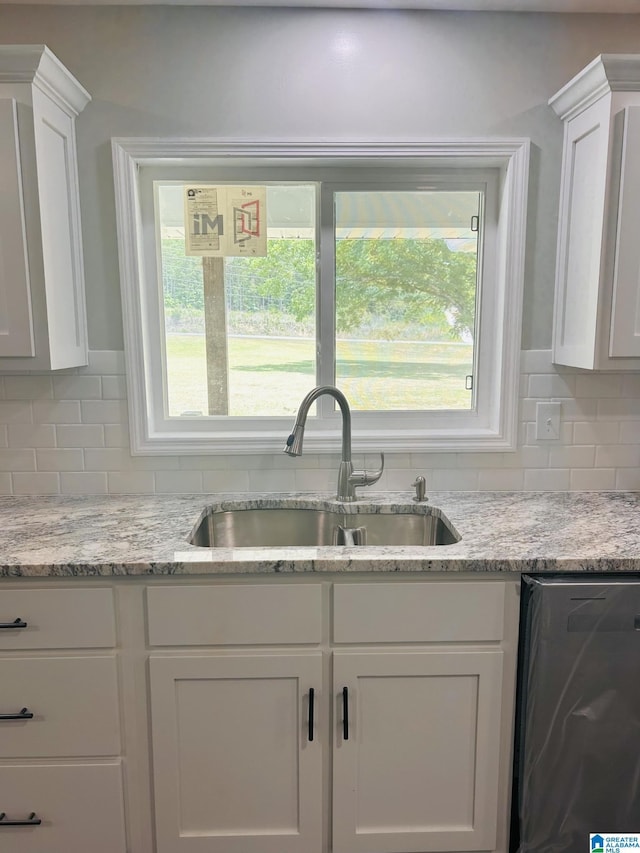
[550,54,640,370]
[0,45,90,370]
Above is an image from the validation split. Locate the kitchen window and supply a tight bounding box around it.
[112,141,529,455]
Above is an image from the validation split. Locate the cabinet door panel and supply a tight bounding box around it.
[332,649,503,853]
[0,762,126,853]
[150,653,323,853]
[609,106,640,357]
[0,98,34,356]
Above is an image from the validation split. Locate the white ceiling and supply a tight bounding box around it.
[1,0,640,9]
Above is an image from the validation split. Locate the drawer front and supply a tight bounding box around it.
[0,656,120,757]
[147,584,322,646]
[0,761,127,853]
[0,589,116,649]
[333,581,506,643]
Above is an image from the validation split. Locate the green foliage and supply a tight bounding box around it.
[160,235,477,341]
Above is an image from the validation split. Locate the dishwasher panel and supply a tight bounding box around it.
[512,575,640,853]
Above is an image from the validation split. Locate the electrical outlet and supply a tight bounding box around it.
[535,401,561,440]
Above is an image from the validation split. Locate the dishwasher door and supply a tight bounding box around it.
[512,575,640,853]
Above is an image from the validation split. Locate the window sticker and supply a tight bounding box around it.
[184,186,267,257]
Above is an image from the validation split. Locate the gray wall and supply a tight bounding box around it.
[2,6,640,352]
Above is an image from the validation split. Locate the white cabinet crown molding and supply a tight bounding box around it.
[549,54,640,121]
[0,44,90,116]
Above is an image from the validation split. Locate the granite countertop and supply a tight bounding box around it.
[1,490,640,577]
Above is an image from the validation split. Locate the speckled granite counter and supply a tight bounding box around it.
[1,491,640,577]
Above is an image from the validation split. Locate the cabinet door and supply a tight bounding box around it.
[332,649,503,853]
[149,652,323,853]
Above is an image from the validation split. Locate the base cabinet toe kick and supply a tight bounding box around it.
[0,576,520,853]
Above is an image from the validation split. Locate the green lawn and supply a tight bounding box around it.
[165,334,473,417]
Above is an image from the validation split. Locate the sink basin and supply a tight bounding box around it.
[188,505,460,548]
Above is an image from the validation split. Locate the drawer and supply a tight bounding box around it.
[147,584,322,646]
[0,761,126,852]
[0,589,116,649]
[0,656,120,757]
[333,581,506,643]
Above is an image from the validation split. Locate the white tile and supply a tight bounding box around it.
[7,424,56,448]
[597,398,640,419]
[520,350,554,373]
[107,471,155,494]
[56,424,105,448]
[104,424,130,448]
[503,445,550,468]
[178,455,232,470]
[570,468,616,490]
[202,470,250,492]
[615,468,640,490]
[429,469,479,490]
[81,400,127,424]
[53,375,102,400]
[294,467,335,492]
[84,448,178,471]
[528,374,575,398]
[595,444,640,468]
[0,402,33,424]
[549,445,595,468]
[621,375,640,397]
[36,449,84,471]
[383,467,422,490]
[33,400,81,424]
[4,376,53,400]
[12,472,59,495]
[478,469,524,490]
[410,452,459,470]
[573,421,619,445]
[523,468,570,490]
[556,399,598,421]
[0,473,12,494]
[248,469,297,492]
[60,472,108,495]
[575,374,624,398]
[619,421,640,444]
[0,449,36,472]
[155,470,203,493]
[83,350,126,375]
[0,425,6,448]
[101,376,127,400]
[0,378,4,400]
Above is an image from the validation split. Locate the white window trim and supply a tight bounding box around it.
[111,139,530,456]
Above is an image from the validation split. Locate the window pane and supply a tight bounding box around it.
[334,190,479,412]
[157,183,317,417]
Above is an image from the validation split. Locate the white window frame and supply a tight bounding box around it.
[112,139,529,456]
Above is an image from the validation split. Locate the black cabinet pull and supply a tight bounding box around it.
[0,812,42,826]
[342,686,349,741]
[0,618,27,630]
[308,688,315,742]
[0,707,33,721]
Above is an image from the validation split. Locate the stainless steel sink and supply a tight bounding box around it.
[189,505,460,548]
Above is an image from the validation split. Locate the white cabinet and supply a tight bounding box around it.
[0,587,127,852]
[146,579,517,853]
[0,45,90,370]
[550,54,640,370]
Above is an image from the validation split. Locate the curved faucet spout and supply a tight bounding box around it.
[283,385,383,502]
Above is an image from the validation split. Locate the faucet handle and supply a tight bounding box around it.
[350,453,385,488]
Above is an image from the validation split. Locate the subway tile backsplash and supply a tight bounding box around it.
[0,349,638,494]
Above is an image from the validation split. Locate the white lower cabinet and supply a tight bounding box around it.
[146,579,517,853]
[332,649,503,853]
[0,586,127,853]
[149,652,324,853]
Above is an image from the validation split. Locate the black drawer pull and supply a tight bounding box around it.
[342,686,349,741]
[0,707,33,721]
[0,812,42,826]
[0,618,27,630]
[308,688,315,742]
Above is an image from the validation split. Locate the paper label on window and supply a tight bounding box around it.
[184,185,267,257]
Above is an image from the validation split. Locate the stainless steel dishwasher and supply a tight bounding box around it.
[511,574,640,853]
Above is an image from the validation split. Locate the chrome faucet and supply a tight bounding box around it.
[283,385,384,502]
